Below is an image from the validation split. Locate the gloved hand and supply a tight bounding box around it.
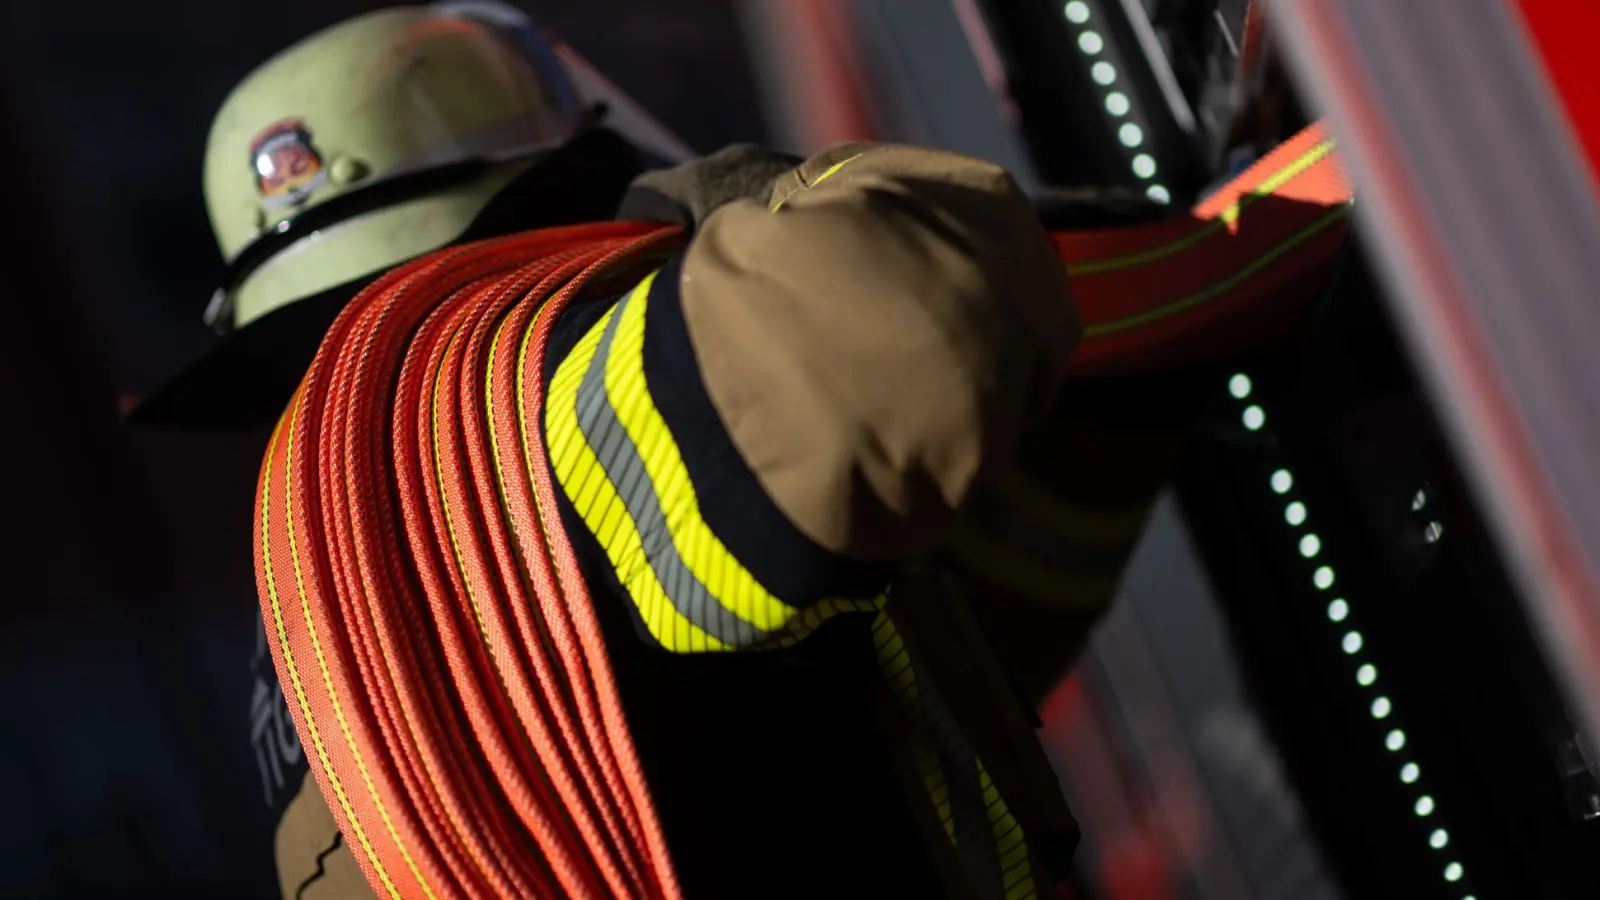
[617,143,804,233]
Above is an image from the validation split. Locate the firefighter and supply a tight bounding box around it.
[140,5,1354,898]
[137,5,1092,898]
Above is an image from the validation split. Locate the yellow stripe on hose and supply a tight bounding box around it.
[485,306,527,568]
[284,391,437,900]
[432,324,497,661]
[1067,138,1337,277]
[1084,202,1352,338]
[261,397,402,900]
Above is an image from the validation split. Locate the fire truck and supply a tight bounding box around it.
[741,2,1600,897]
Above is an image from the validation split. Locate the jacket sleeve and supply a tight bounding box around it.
[943,371,1214,702]
[543,143,1081,652]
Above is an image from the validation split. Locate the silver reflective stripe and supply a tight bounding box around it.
[574,292,768,647]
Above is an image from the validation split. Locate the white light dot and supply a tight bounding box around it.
[1299,534,1322,557]
[1371,696,1392,718]
[1412,489,1428,511]
[1314,566,1336,589]
[1131,153,1157,179]
[1243,405,1266,430]
[1327,599,1349,622]
[1430,828,1449,849]
[1229,373,1252,398]
[1425,521,1444,543]
[1415,795,1435,816]
[1386,729,1407,751]
[1358,664,1378,686]
[1145,184,1170,204]
[1401,762,1420,783]
[1285,501,1307,525]
[1064,1,1091,23]
[1079,31,1104,54]
[1445,862,1463,882]
[1091,61,1117,85]
[1119,123,1145,147]
[1105,91,1130,116]
[1342,631,1363,654]
[1271,470,1294,494]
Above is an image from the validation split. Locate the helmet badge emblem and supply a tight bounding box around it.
[250,119,328,210]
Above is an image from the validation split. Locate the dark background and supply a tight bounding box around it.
[0,2,763,896]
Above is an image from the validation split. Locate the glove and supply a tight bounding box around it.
[617,143,804,233]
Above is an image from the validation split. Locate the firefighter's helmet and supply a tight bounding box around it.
[202,3,584,334]
[133,3,672,429]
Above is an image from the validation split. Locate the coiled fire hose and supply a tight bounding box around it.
[255,121,1351,900]
[257,221,687,900]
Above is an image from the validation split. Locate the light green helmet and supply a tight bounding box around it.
[134,5,693,430]
[202,3,584,333]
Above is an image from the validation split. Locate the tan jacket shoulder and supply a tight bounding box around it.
[275,771,373,900]
[677,143,1080,561]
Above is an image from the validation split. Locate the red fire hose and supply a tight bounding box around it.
[258,221,686,900]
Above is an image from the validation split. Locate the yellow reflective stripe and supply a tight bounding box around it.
[1066,138,1337,277]
[1083,201,1353,339]
[753,596,885,650]
[547,298,728,652]
[921,742,958,846]
[605,275,801,634]
[542,269,1042,885]
[770,152,868,211]
[878,608,1037,897]
[945,517,1120,609]
[874,610,956,841]
[548,270,888,652]
[980,761,1037,900]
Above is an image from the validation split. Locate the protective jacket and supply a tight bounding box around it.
[264,124,1351,900]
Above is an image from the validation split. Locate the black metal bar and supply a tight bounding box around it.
[976,0,1207,195]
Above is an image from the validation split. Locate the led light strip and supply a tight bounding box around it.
[1229,372,1479,899]
[1062,1,1172,204]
